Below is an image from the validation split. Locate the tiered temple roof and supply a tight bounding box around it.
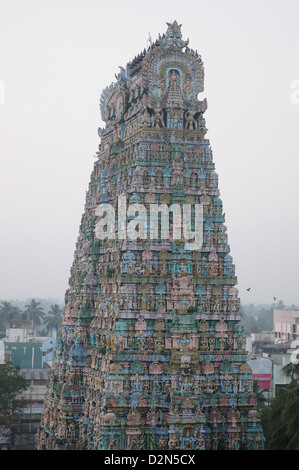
[38,21,264,451]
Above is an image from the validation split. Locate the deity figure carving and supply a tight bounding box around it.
[168,433,179,449]
[185,109,198,129]
[152,102,165,128]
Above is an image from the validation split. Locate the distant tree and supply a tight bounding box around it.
[0,361,28,449]
[257,308,273,331]
[241,311,259,334]
[0,302,22,336]
[44,304,63,332]
[38,328,49,336]
[248,303,255,314]
[239,304,245,314]
[0,301,22,321]
[24,299,44,333]
[277,300,285,310]
[241,306,274,334]
[290,304,299,310]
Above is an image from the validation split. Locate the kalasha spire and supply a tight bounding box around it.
[38,22,264,451]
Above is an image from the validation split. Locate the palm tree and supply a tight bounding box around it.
[277,300,285,310]
[0,301,22,321]
[282,357,299,381]
[266,357,299,449]
[44,304,62,333]
[0,301,22,335]
[24,299,44,334]
[267,380,299,449]
[253,379,269,409]
[252,379,273,449]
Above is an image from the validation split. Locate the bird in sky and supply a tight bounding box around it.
[246,288,251,292]
[273,297,277,301]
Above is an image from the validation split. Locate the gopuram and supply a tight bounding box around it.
[38,22,264,450]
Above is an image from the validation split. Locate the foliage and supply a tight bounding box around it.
[44,304,63,332]
[0,301,22,321]
[253,379,270,409]
[267,381,299,449]
[0,361,28,447]
[24,299,45,328]
[276,300,285,310]
[281,357,299,381]
[240,302,299,335]
[258,360,299,450]
[0,301,23,336]
[0,300,22,336]
[251,379,272,449]
[241,304,274,334]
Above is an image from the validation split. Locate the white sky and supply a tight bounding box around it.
[0,0,298,305]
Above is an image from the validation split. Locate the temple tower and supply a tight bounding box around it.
[39,22,264,451]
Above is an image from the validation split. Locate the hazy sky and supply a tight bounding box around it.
[0,0,298,305]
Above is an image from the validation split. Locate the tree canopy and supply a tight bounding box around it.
[0,361,28,447]
[259,359,299,449]
[24,299,45,328]
[44,304,63,332]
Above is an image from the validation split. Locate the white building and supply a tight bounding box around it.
[273,309,299,344]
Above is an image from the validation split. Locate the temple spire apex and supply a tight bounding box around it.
[160,20,189,50]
